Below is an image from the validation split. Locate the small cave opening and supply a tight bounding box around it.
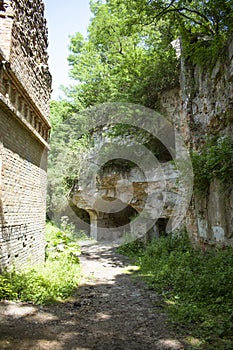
[145,137,173,162]
[157,218,169,235]
[146,218,169,241]
[153,218,169,237]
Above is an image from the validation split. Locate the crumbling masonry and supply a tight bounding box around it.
[0,0,51,270]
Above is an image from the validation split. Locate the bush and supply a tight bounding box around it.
[0,222,81,304]
[191,135,233,196]
[117,239,145,258]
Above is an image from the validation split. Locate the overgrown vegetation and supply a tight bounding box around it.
[191,135,233,196]
[0,222,81,305]
[117,239,145,258]
[115,0,233,69]
[59,0,233,114]
[118,232,233,349]
[48,1,233,222]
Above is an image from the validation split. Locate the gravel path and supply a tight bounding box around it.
[0,242,186,349]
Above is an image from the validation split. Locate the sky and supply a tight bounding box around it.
[44,0,92,99]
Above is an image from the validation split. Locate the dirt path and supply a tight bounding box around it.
[0,242,186,350]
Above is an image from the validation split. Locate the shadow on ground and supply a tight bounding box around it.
[0,242,187,350]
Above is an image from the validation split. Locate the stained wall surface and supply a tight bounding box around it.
[0,0,51,270]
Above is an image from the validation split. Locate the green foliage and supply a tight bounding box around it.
[191,135,233,196]
[49,0,233,113]
[50,100,76,132]
[0,222,81,305]
[65,0,180,109]
[111,0,233,69]
[47,119,94,218]
[45,220,80,263]
[181,30,228,70]
[117,0,233,36]
[117,239,145,258]
[123,232,233,348]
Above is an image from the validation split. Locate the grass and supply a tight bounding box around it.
[117,232,233,349]
[0,222,81,305]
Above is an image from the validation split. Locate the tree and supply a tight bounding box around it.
[66,0,180,109]
[50,100,75,132]
[111,0,233,37]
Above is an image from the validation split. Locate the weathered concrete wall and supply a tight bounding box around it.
[185,36,233,248]
[70,130,180,242]
[0,0,51,270]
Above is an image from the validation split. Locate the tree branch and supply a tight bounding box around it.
[150,4,215,35]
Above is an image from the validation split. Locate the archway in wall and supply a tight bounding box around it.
[147,217,169,241]
[94,197,139,241]
[67,202,91,237]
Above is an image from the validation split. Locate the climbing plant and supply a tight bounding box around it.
[191,135,233,196]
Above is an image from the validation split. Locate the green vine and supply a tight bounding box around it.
[181,28,228,72]
[191,135,233,196]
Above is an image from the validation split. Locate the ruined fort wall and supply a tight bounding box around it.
[183,36,233,247]
[0,104,47,268]
[0,0,51,118]
[0,0,51,270]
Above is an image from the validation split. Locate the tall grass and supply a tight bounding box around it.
[119,232,233,349]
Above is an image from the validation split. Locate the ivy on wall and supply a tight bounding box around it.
[191,135,233,196]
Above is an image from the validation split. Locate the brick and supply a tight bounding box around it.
[0,0,51,271]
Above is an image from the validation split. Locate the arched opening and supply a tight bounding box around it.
[156,218,169,236]
[148,218,169,240]
[94,197,139,241]
[65,202,91,237]
[98,204,138,228]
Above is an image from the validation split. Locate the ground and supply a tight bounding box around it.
[0,242,187,350]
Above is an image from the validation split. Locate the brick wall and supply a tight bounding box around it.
[0,0,51,270]
[0,104,47,268]
[0,1,13,60]
[0,0,51,118]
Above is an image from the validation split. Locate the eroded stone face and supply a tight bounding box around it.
[162,36,233,248]
[144,37,233,248]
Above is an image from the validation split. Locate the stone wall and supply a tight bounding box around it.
[160,35,233,247]
[70,131,180,242]
[0,0,51,270]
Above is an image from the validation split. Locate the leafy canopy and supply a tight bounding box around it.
[66,0,180,109]
[62,0,233,111]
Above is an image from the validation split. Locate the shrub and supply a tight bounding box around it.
[0,222,81,304]
[191,135,233,196]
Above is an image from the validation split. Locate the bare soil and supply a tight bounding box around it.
[0,242,187,349]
